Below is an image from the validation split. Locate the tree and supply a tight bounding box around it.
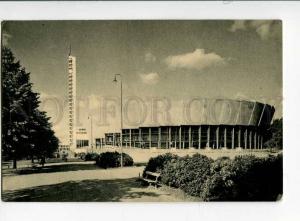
[2,47,58,168]
[264,118,283,149]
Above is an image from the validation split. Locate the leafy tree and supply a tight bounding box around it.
[2,47,58,168]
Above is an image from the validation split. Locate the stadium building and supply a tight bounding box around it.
[102,99,275,150]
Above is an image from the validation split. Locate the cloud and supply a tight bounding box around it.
[229,20,281,40]
[140,72,159,85]
[249,21,274,40]
[165,49,226,71]
[229,21,246,32]
[145,52,156,63]
[2,32,12,46]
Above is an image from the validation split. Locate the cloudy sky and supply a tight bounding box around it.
[2,20,282,143]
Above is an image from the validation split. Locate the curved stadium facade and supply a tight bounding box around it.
[102,99,275,150]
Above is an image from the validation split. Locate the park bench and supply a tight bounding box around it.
[2,162,12,169]
[142,171,161,188]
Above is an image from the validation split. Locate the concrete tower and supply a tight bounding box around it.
[68,48,76,151]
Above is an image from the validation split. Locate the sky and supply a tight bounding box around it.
[2,20,282,143]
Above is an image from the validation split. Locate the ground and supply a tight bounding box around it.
[2,149,280,202]
[2,165,196,202]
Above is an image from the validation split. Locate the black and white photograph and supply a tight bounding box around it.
[1,20,283,202]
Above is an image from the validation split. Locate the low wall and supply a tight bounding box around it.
[83,147,281,163]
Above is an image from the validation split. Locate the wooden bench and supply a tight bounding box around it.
[2,162,12,169]
[142,171,161,188]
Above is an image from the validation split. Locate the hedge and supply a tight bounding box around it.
[161,154,213,196]
[201,154,283,201]
[84,152,99,161]
[144,153,283,201]
[96,151,134,169]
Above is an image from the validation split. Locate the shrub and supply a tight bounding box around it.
[96,151,133,169]
[122,152,134,167]
[143,153,178,177]
[143,153,282,201]
[76,153,86,160]
[201,156,236,201]
[161,154,213,197]
[201,154,283,201]
[84,152,99,161]
[160,156,187,188]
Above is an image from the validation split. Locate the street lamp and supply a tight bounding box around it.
[113,74,123,167]
[88,115,93,150]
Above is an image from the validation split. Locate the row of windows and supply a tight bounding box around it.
[77,140,89,148]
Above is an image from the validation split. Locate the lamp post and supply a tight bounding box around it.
[113,74,123,167]
[88,115,93,150]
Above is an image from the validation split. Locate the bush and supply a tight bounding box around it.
[76,153,86,160]
[201,154,283,201]
[144,153,282,201]
[96,151,133,169]
[143,153,178,177]
[201,156,236,201]
[84,152,99,161]
[161,154,212,196]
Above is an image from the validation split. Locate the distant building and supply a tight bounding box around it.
[57,144,70,157]
[58,144,70,152]
[104,132,120,146]
[95,138,105,148]
[76,128,89,148]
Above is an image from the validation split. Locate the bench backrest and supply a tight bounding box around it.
[145,171,160,177]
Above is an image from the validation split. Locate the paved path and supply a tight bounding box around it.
[2,166,194,202]
[2,166,144,191]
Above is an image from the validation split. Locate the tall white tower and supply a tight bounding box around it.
[68,49,76,151]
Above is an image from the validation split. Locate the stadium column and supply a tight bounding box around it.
[175,128,177,148]
[149,128,152,148]
[261,136,263,149]
[254,131,257,149]
[249,130,252,149]
[224,127,227,148]
[238,127,241,148]
[158,127,161,148]
[188,126,192,148]
[245,129,248,149]
[232,127,235,149]
[139,128,142,148]
[216,126,219,149]
[113,134,115,147]
[207,126,210,148]
[258,135,260,150]
[129,129,132,148]
[179,126,182,149]
[198,126,201,149]
[169,127,171,148]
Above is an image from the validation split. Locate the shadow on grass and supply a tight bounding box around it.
[2,178,162,202]
[2,164,100,176]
